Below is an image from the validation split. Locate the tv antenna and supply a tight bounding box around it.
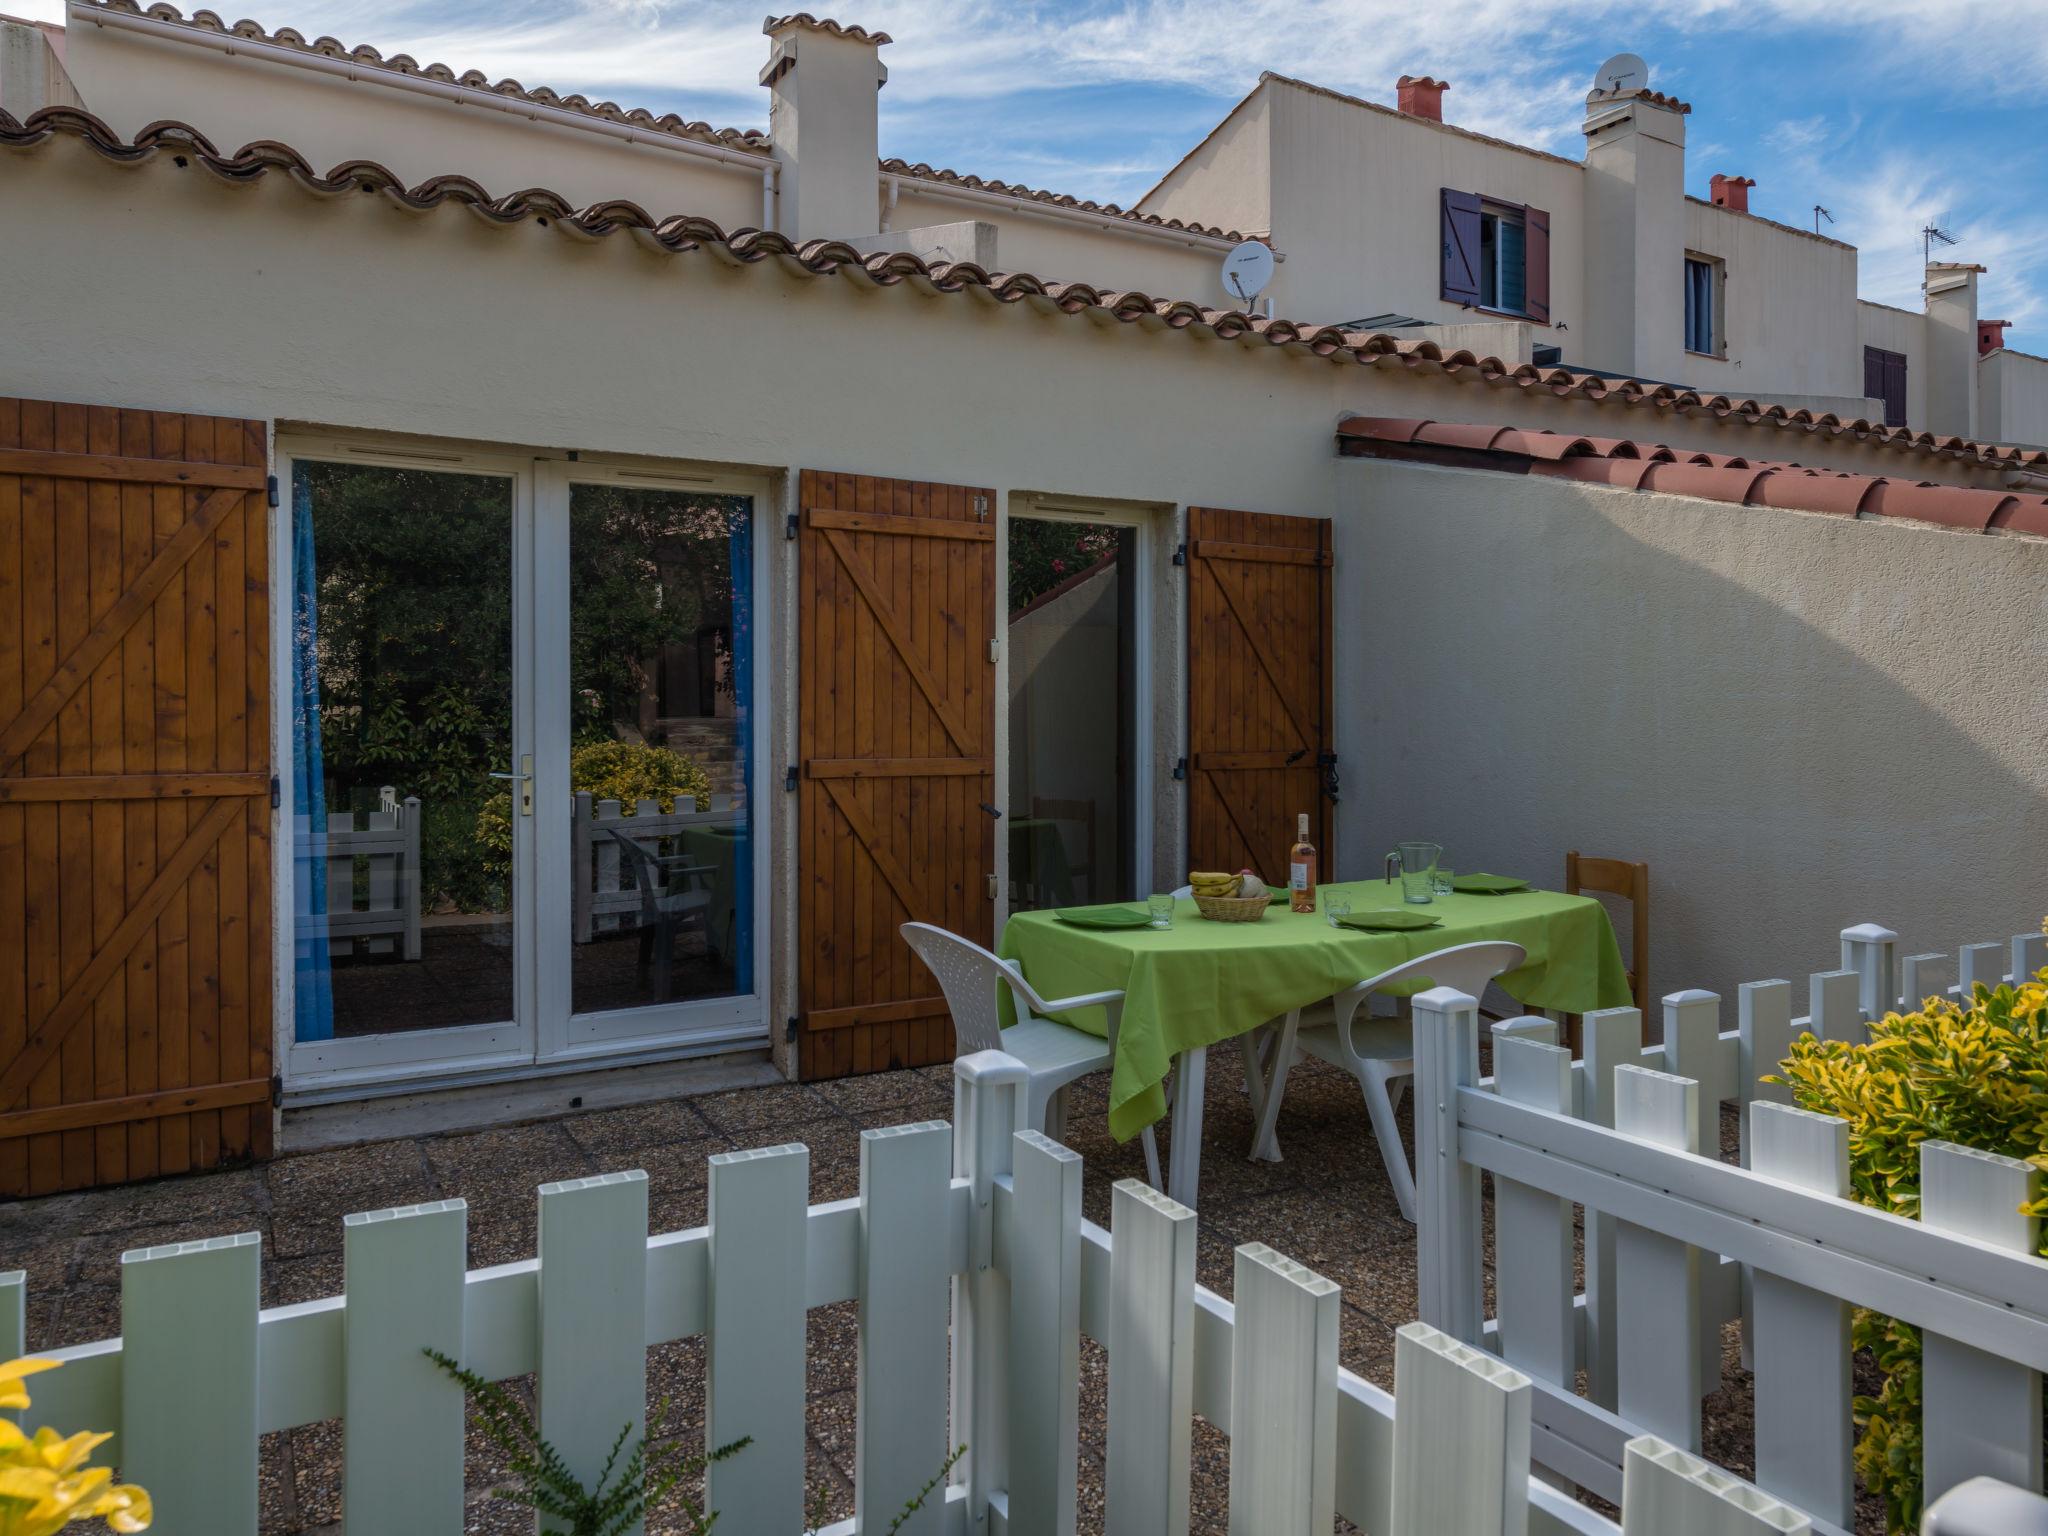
[1593,51,1648,95]
[1813,204,1834,235]
[1922,222,1959,274]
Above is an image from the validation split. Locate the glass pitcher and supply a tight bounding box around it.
[1384,841,1442,904]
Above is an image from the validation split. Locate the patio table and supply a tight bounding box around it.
[998,879,1630,1205]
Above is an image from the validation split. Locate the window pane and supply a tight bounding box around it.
[290,463,515,1041]
[1499,219,1527,314]
[568,486,753,1015]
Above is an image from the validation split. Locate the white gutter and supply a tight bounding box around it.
[885,170,1241,254]
[74,1,780,226]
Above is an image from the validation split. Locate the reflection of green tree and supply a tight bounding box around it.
[1009,520,1120,617]
[305,467,739,913]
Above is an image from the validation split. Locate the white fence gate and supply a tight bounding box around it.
[3,1052,1833,1536]
[291,785,422,961]
[1416,920,2048,1536]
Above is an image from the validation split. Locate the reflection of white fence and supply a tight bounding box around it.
[12,1049,1828,1536]
[291,786,421,961]
[1417,919,2048,1534]
[571,789,741,944]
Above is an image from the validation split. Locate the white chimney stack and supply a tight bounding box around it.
[1581,75,1689,382]
[761,14,889,243]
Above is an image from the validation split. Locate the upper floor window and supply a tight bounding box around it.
[1684,255,1721,355]
[1441,189,1550,323]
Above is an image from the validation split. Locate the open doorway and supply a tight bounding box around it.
[1007,517,1143,910]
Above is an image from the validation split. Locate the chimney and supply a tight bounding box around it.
[1396,75,1449,122]
[1923,262,1985,438]
[0,17,82,116]
[1709,173,1754,213]
[761,15,890,242]
[1582,74,1690,380]
[1979,318,2011,356]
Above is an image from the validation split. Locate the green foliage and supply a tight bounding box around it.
[1768,932,2048,1533]
[476,740,714,883]
[426,1348,961,1536]
[1008,520,1122,617]
[426,1348,742,1536]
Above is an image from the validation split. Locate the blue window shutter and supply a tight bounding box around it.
[1498,218,1527,314]
[1523,206,1551,322]
[1440,189,1481,306]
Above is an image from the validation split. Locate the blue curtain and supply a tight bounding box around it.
[291,464,336,1042]
[728,505,754,989]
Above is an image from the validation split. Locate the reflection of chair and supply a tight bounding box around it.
[1246,941,1527,1222]
[609,828,715,1001]
[1032,796,1097,903]
[901,922,1163,1190]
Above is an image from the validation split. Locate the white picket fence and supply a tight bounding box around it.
[3,1050,1833,1536]
[291,785,422,960]
[1415,920,2048,1536]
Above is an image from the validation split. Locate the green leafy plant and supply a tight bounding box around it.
[477,740,714,885]
[1768,927,2048,1533]
[427,1348,962,1535]
[1008,520,1122,617]
[427,1349,742,1535]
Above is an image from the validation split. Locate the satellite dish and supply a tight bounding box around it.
[1220,240,1275,307]
[1593,51,1648,95]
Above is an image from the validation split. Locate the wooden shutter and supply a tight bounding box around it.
[1440,189,1482,307]
[1186,510,1334,884]
[0,397,273,1195]
[1864,346,1909,427]
[1523,205,1552,323]
[796,471,995,1080]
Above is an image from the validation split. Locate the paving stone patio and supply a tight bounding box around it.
[3,1049,1860,1533]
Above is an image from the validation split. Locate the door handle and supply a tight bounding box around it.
[490,754,535,816]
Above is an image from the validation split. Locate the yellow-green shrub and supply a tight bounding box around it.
[477,741,715,882]
[1770,926,2048,1533]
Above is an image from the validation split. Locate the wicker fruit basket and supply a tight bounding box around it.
[1193,892,1270,923]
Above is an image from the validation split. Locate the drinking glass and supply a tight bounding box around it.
[1432,866,1456,896]
[1325,896,1352,928]
[1147,893,1175,929]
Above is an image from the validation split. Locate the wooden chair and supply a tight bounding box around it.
[1565,851,1649,1050]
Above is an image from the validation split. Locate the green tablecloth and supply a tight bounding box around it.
[999,880,1630,1142]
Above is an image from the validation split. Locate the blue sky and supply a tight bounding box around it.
[24,0,2048,351]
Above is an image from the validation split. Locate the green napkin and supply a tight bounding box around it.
[1336,908,1444,931]
[1451,873,1530,894]
[1054,905,1155,929]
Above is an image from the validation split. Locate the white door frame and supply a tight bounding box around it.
[272,435,772,1098]
[1002,498,1158,911]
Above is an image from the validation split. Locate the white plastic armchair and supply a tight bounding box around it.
[1246,939,1526,1221]
[900,922,1163,1188]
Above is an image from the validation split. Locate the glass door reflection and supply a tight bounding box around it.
[566,483,753,1016]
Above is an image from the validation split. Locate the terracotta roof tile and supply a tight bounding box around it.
[1339,415,2048,539]
[1595,86,1693,115]
[79,0,772,153]
[762,13,892,44]
[7,105,2047,484]
[882,159,1243,241]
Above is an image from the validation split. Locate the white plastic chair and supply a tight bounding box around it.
[900,922,1163,1188]
[1246,940,1526,1222]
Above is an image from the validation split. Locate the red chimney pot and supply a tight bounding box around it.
[1980,319,2012,356]
[1710,174,1756,214]
[1396,75,1449,122]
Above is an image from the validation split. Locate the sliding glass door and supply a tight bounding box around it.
[280,443,766,1094]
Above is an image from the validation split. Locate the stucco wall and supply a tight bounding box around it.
[885,183,1228,298]
[1683,199,1860,399]
[1856,301,1929,428]
[1263,78,1587,333]
[1136,85,1273,242]
[1334,457,2048,1012]
[1981,349,2048,449]
[60,14,769,229]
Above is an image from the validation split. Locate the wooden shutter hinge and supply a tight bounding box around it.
[269,775,281,809]
[1172,541,1186,567]
[269,1074,283,1108]
[785,511,799,541]
[973,495,990,521]
[784,764,799,792]
[1172,757,1187,781]
[786,1015,799,1043]
[265,475,279,509]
